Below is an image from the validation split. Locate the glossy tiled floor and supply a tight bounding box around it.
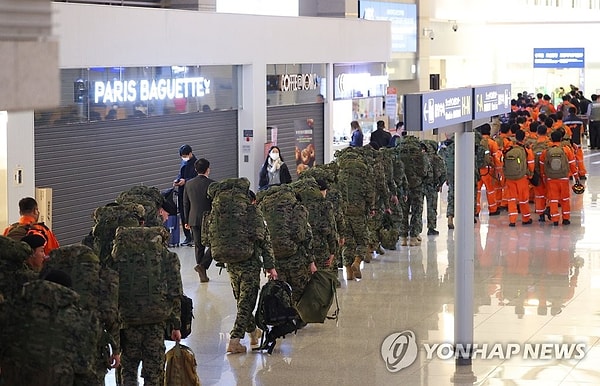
[107,150,600,386]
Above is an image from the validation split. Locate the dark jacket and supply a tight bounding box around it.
[258,162,292,191]
[370,128,392,149]
[183,175,214,227]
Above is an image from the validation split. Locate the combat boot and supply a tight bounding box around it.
[448,216,455,229]
[345,265,355,280]
[400,237,408,246]
[249,328,262,346]
[408,237,421,246]
[377,244,385,255]
[227,338,247,354]
[351,257,362,279]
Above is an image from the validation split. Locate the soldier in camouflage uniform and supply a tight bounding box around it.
[422,140,447,235]
[335,147,375,280]
[45,245,121,386]
[111,218,183,386]
[226,190,278,354]
[439,134,456,229]
[397,135,430,246]
[292,177,338,274]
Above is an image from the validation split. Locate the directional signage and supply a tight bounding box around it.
[473,84,511,119]
[533,48,584,69]
[404,88,473,131]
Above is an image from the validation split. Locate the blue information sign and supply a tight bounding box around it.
[359,1,417,53]
[404,88,473,131]
[473,84,511,119]
[533,48,585,69]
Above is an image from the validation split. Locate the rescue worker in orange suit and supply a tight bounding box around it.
[493,123,514,211]
[476,124,502,217]
[503,129,535,227]
[539,130,578,226]
[531,124,551,221]
[563,107,587,179]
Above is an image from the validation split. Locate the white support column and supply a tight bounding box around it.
[238,63,267,191]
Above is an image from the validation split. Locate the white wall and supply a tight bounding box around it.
[52,3,391,68]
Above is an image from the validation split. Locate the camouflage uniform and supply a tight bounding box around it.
[422,140,447,232]
[439,137,455,218]
[45,246,120,386]
[116,236,182,386]
[227,234,276,339]
[397,136,430,242]
[335,147,375,268]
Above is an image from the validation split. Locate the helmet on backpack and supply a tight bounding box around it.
[572,182,585,195]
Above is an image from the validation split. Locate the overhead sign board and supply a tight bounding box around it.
[404,88,473,131]
[533,48,585,69]
[473,84,511,119]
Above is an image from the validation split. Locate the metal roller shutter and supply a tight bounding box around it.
[34,110,238,245]
[266,103,325,179]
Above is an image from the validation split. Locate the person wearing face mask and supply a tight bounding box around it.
[173,144,198,246]
[258,146,292,191]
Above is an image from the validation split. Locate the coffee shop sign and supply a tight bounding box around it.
[94,77,211,104]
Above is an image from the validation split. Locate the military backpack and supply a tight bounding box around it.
[397,137,427,188]
[257,185,311,260]
[116,185,164,226]
[503,145,528,180]
[203,178,265,264]
[544,145,570,179]
[531,140,550,173]
[164,343,201,386]
[111,226,172,326]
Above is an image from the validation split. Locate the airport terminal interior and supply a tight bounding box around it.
[105,150,600,385]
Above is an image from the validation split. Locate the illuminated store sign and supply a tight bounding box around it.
[279,73,318,91]
[334,72,388,99]
[94,77,211,104]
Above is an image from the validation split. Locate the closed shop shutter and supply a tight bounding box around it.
[34,111,238,244]
[266,103,324,179]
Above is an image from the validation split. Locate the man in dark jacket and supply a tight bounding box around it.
[173,144,197,246]
[370,120,392,149]
[183,158,214,282]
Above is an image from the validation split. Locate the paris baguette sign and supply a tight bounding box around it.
[403,84,511,131]
[93,77,211,104]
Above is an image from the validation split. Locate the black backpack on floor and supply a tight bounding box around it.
[253,280,298,354]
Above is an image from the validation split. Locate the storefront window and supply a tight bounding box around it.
[35,65,239,127]
[266,63,326,106]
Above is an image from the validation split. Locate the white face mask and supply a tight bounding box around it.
[181,157,189,162]
[270,152,280,161]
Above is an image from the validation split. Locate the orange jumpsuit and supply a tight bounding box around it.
[531,135,550,216]
[504,144,535,225]
[539,143,578,223]
[476,136,502,215]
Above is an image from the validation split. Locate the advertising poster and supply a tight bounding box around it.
[294,118,316,176]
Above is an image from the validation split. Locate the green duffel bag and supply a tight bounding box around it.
[295,271,340,324]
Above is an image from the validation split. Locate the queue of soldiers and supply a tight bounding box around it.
[0,94,589,383]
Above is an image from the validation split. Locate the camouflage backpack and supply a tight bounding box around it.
[544,145,569,179]
[116,185,164,226]
[397,136,428,188]
[503,145,528,180]
[164,343,201,386]
[337,155,372,215]
[203,178,265,264]
[379,212,400,250]
[86,202,145,264]
[257,185,311,260]
[2,280,97,380]
[5,221,53,245]
[111,226,172,326]
[291,178,334,237]
[477,135,494,169]
[0,236,36,306]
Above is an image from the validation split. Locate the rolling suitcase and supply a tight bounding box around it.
[165,214,180,247]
